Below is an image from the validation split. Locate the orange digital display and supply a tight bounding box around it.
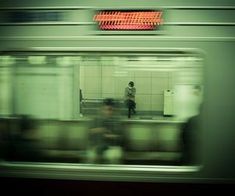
[93,10,163,30]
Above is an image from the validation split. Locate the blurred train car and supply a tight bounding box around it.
[0,0,235,194]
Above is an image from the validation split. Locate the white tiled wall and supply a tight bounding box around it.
[80,58,173,112]
[0,61,12,115]
[13,57,74,119]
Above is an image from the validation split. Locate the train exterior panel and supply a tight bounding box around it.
[0,0,235,186]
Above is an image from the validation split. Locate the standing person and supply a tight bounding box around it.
[180,103,203,165]
[124,81,136,118]
[87,98,124,164]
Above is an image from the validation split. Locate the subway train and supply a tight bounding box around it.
[0,0,235,194]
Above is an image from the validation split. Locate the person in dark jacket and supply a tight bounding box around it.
[87,98,124,164]
[180,114,201,165]
[124,81,136,118]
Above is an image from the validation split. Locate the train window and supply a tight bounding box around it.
[80,54,203,121]
[0,52,203,166]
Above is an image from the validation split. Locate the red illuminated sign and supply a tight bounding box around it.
[93,10,163,30]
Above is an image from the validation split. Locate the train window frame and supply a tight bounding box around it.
[0,48,204,177]
[0,49,204,119]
